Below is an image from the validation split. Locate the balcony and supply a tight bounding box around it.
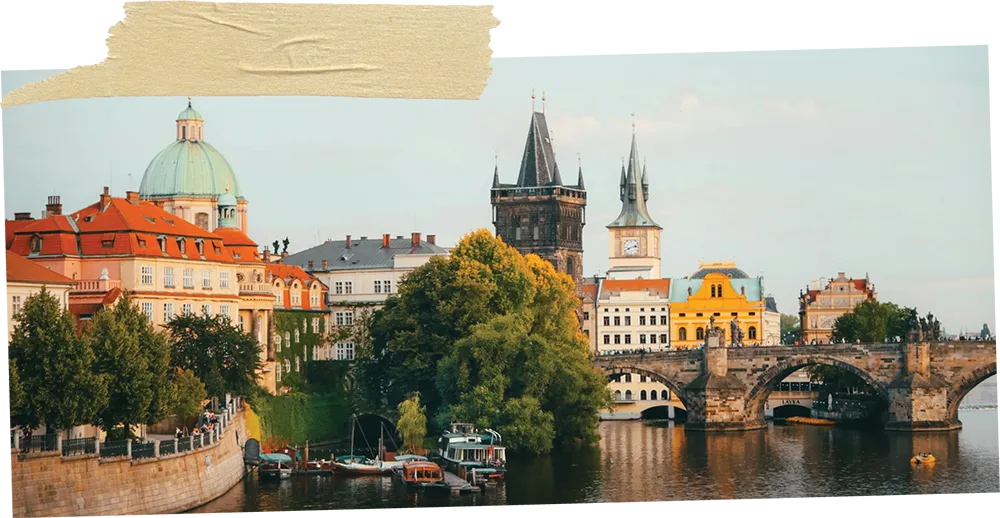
[73,279,122,292]
[239,282,272,295]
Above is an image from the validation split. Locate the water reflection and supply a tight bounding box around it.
[192,411,998,513]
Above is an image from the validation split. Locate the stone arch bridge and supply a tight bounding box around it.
[593,341,996,432]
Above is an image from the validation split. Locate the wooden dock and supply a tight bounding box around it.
[442,471,480,494]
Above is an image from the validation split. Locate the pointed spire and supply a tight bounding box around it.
[641,157,649,201]
[577,153,585,190]
[492,151,500,188]
[187,96,193,107]
[619,158,626,202]
[608,130,660,229]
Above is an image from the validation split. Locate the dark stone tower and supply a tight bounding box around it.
[491,95,587,286]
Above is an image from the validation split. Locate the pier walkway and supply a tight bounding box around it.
[442,470,480,494]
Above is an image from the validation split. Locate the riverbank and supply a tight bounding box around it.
[10,407,248,517]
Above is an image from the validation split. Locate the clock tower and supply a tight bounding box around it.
[607,128,662,280]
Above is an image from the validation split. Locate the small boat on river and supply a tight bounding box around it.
[438,423,506,485]
[394,461,450,493]
[259,453,293,479]
[333,415,392,476]
[911,453,936,465]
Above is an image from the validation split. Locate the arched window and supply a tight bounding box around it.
[640,390,647,401]
[650,390,658,400]
[29,235,42,253]
[614,390,622,401]
[625,390,632,401]
[661,389,669,400]
[710,285,716,297]
[678,327,687,341]
[696,327,704,340]
[182,126,187,140]
[566,256,575,276]
[748,326,757,339]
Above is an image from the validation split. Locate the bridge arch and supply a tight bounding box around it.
[946,362,997,420]
[744,355,890,422]
[601,364,695,412]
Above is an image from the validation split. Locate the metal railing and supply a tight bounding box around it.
[19,434,58,454]
[62,437,97,457]
[100,440,129,458]
[132,441,156,459]
[159,439,176,456]
[178,437,192,453]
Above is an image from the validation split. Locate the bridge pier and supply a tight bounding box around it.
[884,343,961,431]
[685,340,765,432]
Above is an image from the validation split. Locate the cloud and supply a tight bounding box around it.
[680,93,701,112]
[543,114,602,145]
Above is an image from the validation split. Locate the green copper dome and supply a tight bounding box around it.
[139,140,244,200]
[177,105,203,121]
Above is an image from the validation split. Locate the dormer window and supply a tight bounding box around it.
[177,238,186,255]
[195,239,204,256]
[29,235,42,253]
[158,236,167,253]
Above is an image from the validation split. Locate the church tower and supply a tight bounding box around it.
[606,125,662,280]
[491,91,587,286]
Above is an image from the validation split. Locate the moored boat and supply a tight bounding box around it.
[259,453,293,480]
[394,461,450,493]
[911,453,936,465]
[438,423,506,484]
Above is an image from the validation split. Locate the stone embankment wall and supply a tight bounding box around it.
[10,410,248,517]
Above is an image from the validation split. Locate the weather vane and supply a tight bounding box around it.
[631,112,636,132]
[531,88,536,111]
[541,90,546,113]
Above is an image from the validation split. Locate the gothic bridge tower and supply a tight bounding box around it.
[490,91,587,287]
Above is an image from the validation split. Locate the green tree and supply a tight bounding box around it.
[169,368,208,426]
[8,358,24,426]
[86,292,172,436]
[362,229,612,455]
[166,313,262,398]
[830,300,913,343]
[396,393,428,453]
[780,313,800,344]
[8,288,107,431]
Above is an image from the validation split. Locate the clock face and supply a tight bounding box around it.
[624,239,640,256]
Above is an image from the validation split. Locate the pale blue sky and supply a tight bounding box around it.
[2,47,994,333]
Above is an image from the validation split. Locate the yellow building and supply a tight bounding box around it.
[668,261,780,349]
[799,272,877,344]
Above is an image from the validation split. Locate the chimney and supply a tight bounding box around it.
[13,212,33,221]
[396,235,403,240]
[125,191,140,205]
[282,251,289,258]
[360,236,368,241]
[45,196,63,216]
[427,234,436,245]
[838,271,846,278]
[263,248,271,262]
[411,232,421,246]
[307,260,314,270]
[382,234,391,248]
[321,259,328,269]
[99,186,111,208]
[346,235,352,248]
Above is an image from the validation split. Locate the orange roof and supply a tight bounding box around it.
[267,262,327,311]
[6,219,36,249]
[212,227,262,263]
[5,251,75,285]
[601,278,671,295]
[580,283,598,299]
[8,192,235,263]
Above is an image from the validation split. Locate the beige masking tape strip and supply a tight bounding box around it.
[1,1,499,108]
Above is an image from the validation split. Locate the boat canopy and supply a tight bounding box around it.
[260,453,292,463]
[335,455,367,463]
[395,454,428,462]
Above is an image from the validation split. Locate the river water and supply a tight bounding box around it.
[192,409,998,511]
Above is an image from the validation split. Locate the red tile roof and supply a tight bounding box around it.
[8,193,234,263]
[267,263,327,311]
[5,251,75,285]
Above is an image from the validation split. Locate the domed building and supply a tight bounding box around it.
[139,99,249,232]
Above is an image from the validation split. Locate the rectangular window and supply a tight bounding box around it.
[276,292,283,305]
[276,364,282,384]
[220,305,230,318]
[312,318,319,333]
[12,295,22,314]
[385,280,391,293]
[649,318,656,327]
[374,281,382,294]
[650,334,656,344]
[624,316,631,326]
[660,316,668,325]
[345,312,354,326]
[202,270,212,289]
[345,281,353,294]
[336,312,344,326]
[660,334,668,343]
[201,304,212,316]
[140,265,154,285]
[292,292,300,306]
[614,316,621,326]
[164,267,175,288]
[142,302,154,322]
[639,316,646,326]
[311,293,319,307]
[335,282,343,295]
[640,334,647,344]
[336,341,355,361]
[163,303,174,322]
[220,271,230,289]
[603,335,610,345]
[183,269,194,288]
[614,334,621,344]
[182,303,193,316]
[584,312,590,321]
[624,334,632,345]
[603,316,610,326]
[295,356,301,372]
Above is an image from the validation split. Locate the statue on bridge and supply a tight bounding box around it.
[730,317,744,347]
[705,315,725,347]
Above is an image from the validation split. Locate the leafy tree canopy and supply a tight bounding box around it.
[360,229,611,455]
[780,313,800,344]
[166,313,262,399]
[830,300,913,343]
[169,367,208,426]
[8,288,107,431]
[86,292,172,434]
[396,393,428,453]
